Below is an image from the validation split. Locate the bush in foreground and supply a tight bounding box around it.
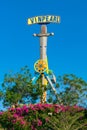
[0,104,87,130]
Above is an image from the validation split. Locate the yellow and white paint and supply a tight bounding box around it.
[28,15,60,25]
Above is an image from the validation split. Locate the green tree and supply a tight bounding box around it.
[0,67,87,108]
[56,74,87,107]
[0,66,43,107]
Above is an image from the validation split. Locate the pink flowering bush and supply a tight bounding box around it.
[0,104,87,130]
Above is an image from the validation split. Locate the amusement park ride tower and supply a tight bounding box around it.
[28,15,60,103]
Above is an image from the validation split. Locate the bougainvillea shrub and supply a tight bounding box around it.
[0,104,87,130]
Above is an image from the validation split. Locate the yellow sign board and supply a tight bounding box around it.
[28,15,60,25]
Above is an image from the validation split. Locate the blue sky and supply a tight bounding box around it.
[0,0,87,108]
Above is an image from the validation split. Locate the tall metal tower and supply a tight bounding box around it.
[28,15,60,103]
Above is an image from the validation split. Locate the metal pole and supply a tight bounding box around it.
[33,24,54,103]
[40,25,47,103]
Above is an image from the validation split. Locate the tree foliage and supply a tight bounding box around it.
[0,66,87,130]
[0,66,87,108]
[0,66,43,107]
[56,74,87,107]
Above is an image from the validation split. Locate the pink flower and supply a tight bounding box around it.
[55,108,59,113]
[37,119,42,126]
[12,119,16,124]
[9,107,15,111]
[0,112,3,115]
[20,120,26,125]
[13,113,18,118]
[45,117,49,122]
[31,125,37,130]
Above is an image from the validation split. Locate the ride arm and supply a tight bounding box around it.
[44,72,62,104]
[32,73,40,85]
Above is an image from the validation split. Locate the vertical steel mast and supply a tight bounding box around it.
[28,15,60,103]
[33,25,54,103]
[39,25,48,103]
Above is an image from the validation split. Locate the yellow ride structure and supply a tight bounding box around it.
[28,15,60,103]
